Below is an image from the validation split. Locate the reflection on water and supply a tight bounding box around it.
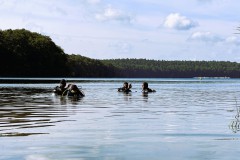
[1,79,240,160]
[0,87,81,137]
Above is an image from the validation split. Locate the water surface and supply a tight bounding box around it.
[1,78,240,160]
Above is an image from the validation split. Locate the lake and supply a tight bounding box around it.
[1,78,240,160]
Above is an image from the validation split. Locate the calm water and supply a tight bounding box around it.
[1,78,240,160]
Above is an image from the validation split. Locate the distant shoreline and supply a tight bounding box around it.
[0,77,235,84]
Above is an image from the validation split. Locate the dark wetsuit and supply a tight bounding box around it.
[142,88,155,93]
[54,86,67,95]
[118,87,131,93]
[67,89,85,97]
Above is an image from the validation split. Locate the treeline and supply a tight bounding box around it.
[101,59,240,78]
[0,29,68,77]
[0,29,115,77]
[1,29,240,78]
[67,54,115,77]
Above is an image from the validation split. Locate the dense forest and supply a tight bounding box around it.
[101,59,240,78]
[67,54,115,77]
[1,29,240,78]
[0,29,68,77]
[0,29,115,77]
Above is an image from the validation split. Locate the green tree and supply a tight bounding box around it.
[0,29,68,77]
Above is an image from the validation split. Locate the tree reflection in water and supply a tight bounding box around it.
[0,87,82,137]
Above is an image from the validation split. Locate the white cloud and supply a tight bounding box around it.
[95,5,133,23]
[189,31,223,42]
[163,13,198,30]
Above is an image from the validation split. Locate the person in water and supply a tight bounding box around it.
[54,79,67,95]
[142,82,156,93]
[118,82,132,93]
[67,84,85,97]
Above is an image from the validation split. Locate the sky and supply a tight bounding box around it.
[1,0,240,62]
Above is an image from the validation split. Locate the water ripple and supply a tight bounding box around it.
[0,87,81,136]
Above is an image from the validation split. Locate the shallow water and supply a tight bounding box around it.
[1,78,240,160]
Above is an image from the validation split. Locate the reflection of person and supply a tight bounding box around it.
[118,82,132,93]
[67,84,85,97]
[54,79,67,95]
[142,82,156,93]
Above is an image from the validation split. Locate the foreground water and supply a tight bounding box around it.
[1,78,240,160]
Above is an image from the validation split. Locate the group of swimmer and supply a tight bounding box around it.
[54,79,156,98]
[118,81,156,93]
[53,79,85,97]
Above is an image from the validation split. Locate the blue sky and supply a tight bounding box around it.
[1,0,240,61]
